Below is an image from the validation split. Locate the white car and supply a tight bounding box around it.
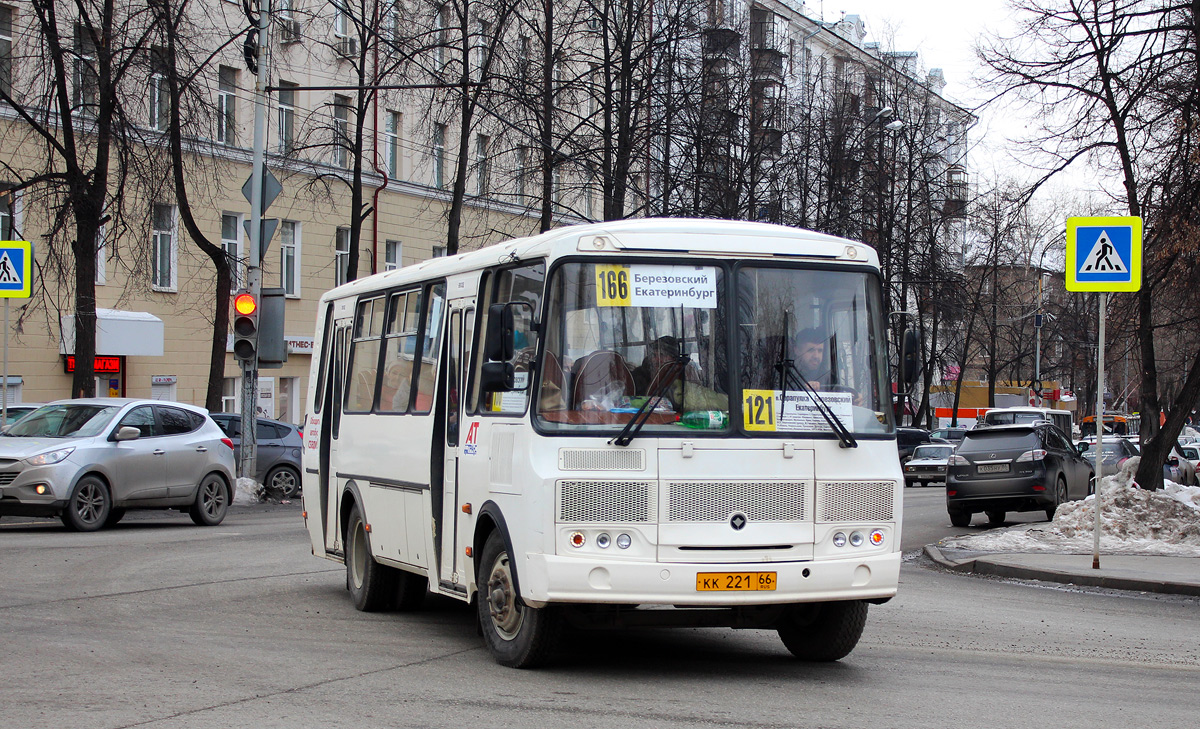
[1179,445,1200,473]
[903,443,956,487]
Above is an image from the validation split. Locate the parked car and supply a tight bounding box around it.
[0,399,235,531]
[929,426,969,446]
[1122,438,1196,486]
[210,414,303,497]
[1079,437,1139,471]
[2,403,44,427]
[1179,445,1200,473]
[946,423,1094,528]
[896,427,948,463]
[903,444,956,487]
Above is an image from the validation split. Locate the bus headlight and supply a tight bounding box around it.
[849,531,865,547]
[832,532,847,548]
[596,533,611,549]
[616,533,632,549]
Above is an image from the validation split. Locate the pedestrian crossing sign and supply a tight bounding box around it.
[0,241,31,298]
[1065,217,1141,292]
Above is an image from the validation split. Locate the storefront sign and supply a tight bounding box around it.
[64,355,121,374]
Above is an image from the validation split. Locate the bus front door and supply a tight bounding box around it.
[437,304,473,592]
[322,321,351,553]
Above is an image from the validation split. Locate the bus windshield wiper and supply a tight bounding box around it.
[774,355,858,449]
[610,353,688,447]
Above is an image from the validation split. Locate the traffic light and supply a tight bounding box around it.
[233,290,259,363]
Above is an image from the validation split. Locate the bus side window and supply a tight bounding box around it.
[413,283,447,413]
[379,291,417,413]
[345,296,386,413]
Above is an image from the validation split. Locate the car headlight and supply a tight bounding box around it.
[25,447,75,466]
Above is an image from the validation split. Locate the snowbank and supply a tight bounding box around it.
[940,457,1200,557]
[233,477,264,505]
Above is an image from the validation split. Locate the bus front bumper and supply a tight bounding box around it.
[518,551,901,608]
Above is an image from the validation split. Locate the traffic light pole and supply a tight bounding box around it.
[240,1,272,482]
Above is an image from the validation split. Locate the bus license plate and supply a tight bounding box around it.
[696,572,777,591]
[977,463,1009,474]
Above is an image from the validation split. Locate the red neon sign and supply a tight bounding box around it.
[64,356,122,374]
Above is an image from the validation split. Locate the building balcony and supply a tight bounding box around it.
[703,27,741,61]
[751,47,785,83]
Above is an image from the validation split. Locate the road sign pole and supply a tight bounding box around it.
[1093,292,1107,570]
[239,0,273,482]
[3,299,8,424]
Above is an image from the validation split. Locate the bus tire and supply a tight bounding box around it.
[346,503,398,612]
[477,530,559,668]
[777,600,868,662]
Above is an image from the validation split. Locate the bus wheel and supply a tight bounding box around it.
[777,601,868,661]
[346,503,398,612]
[477,530,559,668]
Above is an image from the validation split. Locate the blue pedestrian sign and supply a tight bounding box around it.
[0,241,32,298]
[1065,217,1141,292]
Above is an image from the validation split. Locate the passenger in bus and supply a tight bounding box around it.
[632,336,698,394]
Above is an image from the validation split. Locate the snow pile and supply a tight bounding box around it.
[233,477,264,505]
[941,457,1200,557]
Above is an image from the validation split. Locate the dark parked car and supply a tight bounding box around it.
[1079,437,1139,471]
[210,415,303,497]
[946,423,1093,528]
[896,427,947,463]
[929,426,969,446]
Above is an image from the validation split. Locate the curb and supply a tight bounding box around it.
[922,545,1200,597]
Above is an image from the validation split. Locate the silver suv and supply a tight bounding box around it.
[0,399,236,531]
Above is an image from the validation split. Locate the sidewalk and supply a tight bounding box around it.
[925,545,1200,596]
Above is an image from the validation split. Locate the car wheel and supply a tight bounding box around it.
[1046,477,1068,521]
[103,508,127,528]
[777,601,868,662]
[948,508,971,528]
[986,510,1005,526]
[1088,473,1096,496]
[265,465,301,498]
[189,474,230,526]
[477,530,560,668]
[61,476,111,532]
[346,503,399,612]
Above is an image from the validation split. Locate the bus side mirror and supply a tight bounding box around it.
[485,303,516,362]
[480,361,516,392]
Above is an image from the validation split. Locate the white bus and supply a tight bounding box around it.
[301,219,903,667]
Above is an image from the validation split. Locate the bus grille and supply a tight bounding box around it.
[665,481,807,522]
[558,480,656,523]
[816,481,894,522]
[558,448,646,471]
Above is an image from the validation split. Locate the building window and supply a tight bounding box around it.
[278,377,299,424]
[281,220,300,296]
[151,203,177,291]
[475,134,489,195]
[0,183,13,239]
[433,123,446,189]
[334,0,349,37]
[73,23,98,115]
[221,377,239,413]
[277,81,296,153]
[95,228,107,286]
[333,94,351,168]
[385,110,401,178]
[2,376,22,406]
[385,239,401,270]
[386,3,402,45]
[0,6,13,97]
[335,226,350,286]
[434,7,449,71]
[432,245,446,258]
[151,378,177,402]
[516,146,528,204]
[217,66,237,145]
[221,213,242,291]
[148,48,170,131]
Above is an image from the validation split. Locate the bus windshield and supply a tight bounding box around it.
[534,260,891,436]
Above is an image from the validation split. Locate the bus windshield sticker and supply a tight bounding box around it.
[495,371,530,411]
[742,389,854,432]
[595,264,717,309]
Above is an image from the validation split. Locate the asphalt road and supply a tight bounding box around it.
[1,498,1197,729]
